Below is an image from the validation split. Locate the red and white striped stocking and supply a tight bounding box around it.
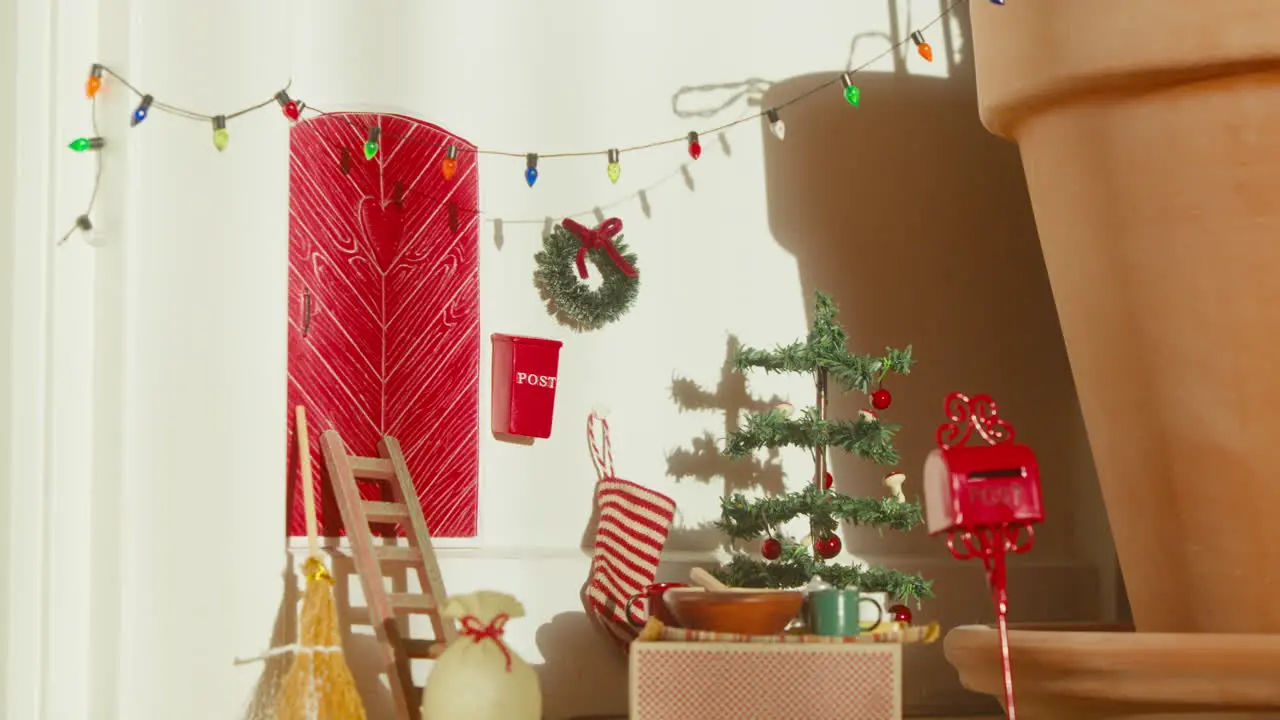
[583,412,677,650]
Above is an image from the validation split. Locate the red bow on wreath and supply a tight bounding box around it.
[562,217,638,280]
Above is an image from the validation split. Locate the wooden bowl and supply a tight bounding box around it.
[663,587,804,636]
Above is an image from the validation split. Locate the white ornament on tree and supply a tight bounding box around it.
[883,472,907,503]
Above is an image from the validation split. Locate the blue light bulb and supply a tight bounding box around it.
[524,153,539,187]
[131,94,153,127]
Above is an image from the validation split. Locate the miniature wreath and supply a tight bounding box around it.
[533,217,640,331]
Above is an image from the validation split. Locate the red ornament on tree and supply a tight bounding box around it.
[888,603,913,624]
[816,534,842,559]
[871,388,892,410]
[822,471,833,490]
[761,536,782,560]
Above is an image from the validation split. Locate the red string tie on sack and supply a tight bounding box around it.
[459,613,513,672]
[562,217,636,279]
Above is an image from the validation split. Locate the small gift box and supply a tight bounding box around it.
[630,641,903,720]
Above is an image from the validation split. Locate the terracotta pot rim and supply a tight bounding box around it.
[956,621,1134,633]
[947,623,1280,650]
[944,623,1280,711]
[970,0,1280,138]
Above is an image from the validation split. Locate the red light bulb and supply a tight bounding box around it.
[275,91,301,122]
[687,131,702,160]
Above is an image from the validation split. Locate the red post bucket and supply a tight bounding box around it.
[490,334,563,439]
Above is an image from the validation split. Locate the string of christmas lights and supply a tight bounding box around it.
[60,0,986,244]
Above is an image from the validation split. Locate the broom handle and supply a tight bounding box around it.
[295,405,320,558]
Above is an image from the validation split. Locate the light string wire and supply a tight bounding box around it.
[60,0,964,242]
[59,95,103,244]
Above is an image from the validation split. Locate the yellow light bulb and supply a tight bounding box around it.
[606,148,621,184]
[211,115,229,152]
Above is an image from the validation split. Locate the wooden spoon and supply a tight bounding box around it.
[690,566,730,591]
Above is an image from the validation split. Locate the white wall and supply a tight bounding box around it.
[5,0,1112,718]
[0,0,17,713]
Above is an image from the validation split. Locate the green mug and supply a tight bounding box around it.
[807,589,883,637]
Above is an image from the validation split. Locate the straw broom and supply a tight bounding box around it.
[275,405,368,720]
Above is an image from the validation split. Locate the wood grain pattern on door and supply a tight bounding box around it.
[286,112,480,538]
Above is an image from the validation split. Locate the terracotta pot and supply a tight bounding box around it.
[944,624,1280,718]
[970,1,1280,634]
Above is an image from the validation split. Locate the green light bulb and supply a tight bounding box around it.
[840,73,860,108]
[68,136,104,152]
[363,127,382,161]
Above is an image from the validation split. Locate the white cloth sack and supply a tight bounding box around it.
[420,591,542,720]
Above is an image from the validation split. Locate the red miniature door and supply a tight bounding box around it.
[287,113,480,538]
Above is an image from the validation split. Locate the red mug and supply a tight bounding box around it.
[625,582,687,627]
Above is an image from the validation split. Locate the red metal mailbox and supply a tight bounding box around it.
[923,441,1043,535]
[491,334,563,439]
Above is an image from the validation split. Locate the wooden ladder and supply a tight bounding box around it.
[320,429,457,720]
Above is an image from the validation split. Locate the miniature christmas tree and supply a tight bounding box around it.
[714,291,934,603]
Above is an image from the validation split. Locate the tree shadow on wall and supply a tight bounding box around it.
[666,335,785,498]
[663,335,786,553]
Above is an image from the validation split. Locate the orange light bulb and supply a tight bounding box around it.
[442,144,459,181]
[911,31,933,63]
[85,63,104,98]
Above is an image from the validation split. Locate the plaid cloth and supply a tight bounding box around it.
[583,413,677,651]
[637,618,941,645]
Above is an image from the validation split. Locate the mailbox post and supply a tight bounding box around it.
[922,392,1042,720]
